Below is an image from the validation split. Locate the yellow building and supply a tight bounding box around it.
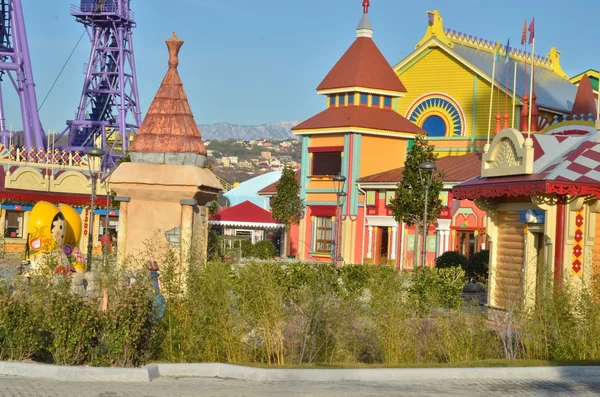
[0,146,112,255]
[394,10,584,157]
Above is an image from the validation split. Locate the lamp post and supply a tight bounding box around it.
[332,174,346,266]
[86,147,105,272]
[418,161,437,268]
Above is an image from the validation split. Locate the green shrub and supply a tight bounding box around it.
[0,296,45,361]
[253,240,278,259]
[240,239,254,258]
[409,267,466,314]
[435,251,468,271]
[466,250,489,280]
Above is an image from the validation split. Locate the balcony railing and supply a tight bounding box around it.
[0,145,90,169]
[70,3,135,21]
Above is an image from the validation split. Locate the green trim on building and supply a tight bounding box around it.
[300,136,310,200]
[397,49,433,75]
[471,74,478,151]
[351,133,362,216]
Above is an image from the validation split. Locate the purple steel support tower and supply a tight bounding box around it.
[60,0,141,168]
[0,0,46,149]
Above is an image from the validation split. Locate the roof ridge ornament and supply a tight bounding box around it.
[167,32,184,69]
[356,1,373,38]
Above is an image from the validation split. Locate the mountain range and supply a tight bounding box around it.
[197,121,301,141]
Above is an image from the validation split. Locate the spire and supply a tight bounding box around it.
[129,33,207,165]
[570,74,597,121]
[357,1,373,38]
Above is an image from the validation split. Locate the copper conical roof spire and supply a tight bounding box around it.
[130,32,207,161]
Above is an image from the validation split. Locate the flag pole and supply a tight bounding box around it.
[597,70,600,128]
[527,37,535,138]
[512,61,518,128]
[487,41,500,148]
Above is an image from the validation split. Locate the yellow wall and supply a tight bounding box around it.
[359,135,407,177]
[397,48,515,139]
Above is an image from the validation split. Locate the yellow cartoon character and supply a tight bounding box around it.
[59,204,85,273]
[26,201,84,275]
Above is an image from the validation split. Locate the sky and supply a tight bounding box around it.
[6,0,600,133]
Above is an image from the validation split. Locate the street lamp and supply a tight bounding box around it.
[418,161,437,268]
[332,174,346,266]
[86,147,105,272]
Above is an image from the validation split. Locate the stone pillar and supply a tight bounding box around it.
[366,226,373,259]
[180,199,196,270]
[436,219,452,256]
[390,226,397,260]
[114,196,130,268]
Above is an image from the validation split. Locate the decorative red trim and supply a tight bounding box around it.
[309,205,336,217]
[0,191,108,206]
[454,180,600,201]
[452,181,547,200]
[308,146,344,153]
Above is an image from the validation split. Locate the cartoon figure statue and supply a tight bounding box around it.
[25,201,85,275]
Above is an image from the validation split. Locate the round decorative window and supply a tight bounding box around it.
[406,94,466,137]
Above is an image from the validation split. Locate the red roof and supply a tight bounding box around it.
[293,106,424,134]
[258,172,300,195]
[210,200,281,224]
[357,152,482,184]
[316,37,407,93]
[570,74,597,120]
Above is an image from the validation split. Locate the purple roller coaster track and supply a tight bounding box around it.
[0,0,46,150]
[0,0,142,169]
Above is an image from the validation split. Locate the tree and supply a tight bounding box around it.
[271,164,305,257]
[388,134,443,267]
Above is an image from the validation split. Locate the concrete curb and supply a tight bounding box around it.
[2,361,600,383]
[157,363,600,382]
[0,361,159,382]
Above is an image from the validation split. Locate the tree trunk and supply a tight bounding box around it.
[413,221,420,268]
[281,225,289,258]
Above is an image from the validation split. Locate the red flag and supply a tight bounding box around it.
[528,18,535,44]
[521,20,527,45]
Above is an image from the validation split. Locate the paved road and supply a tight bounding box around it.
[0,375,599,396]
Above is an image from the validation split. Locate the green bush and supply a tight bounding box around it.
[409,267,466,314]
[240,239,254,258]
[435,251,468,271]
[466,250,489,280]
[253,240,278,259]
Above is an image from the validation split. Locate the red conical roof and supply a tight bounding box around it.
[130,33,207,155]
[570,74,597,120]
[316,37,407,93]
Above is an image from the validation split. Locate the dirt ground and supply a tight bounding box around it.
[0,253,24,281]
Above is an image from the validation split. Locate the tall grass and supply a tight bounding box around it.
[1,251,599,367]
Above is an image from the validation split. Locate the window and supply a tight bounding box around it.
[4,210,24,238]
[338,94,345,106]
[372,95,380,107]
[98,215,119,242]
[329,96,335,106]
[348,93,355,105]
[312,151,342,176]
[360,94,368,105]
[314,216,333,254]
[384,96,392,108]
